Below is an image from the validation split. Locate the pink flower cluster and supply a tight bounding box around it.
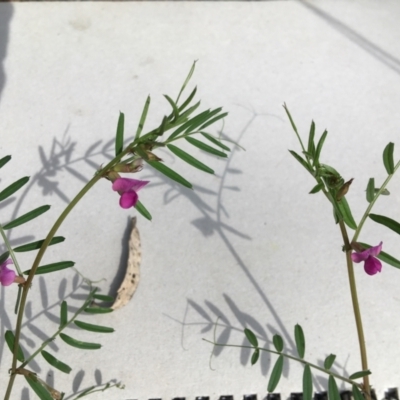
[0,259,16,286]
[351,242,383,276]
[112,177,149,209]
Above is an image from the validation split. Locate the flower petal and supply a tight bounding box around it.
[367,241,383,257]
[119,191,138,208]
[364,256,382,275]
[112,178,149,193]
[0,264,16,286]
[351,252,368,263]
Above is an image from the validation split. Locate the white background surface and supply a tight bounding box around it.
[1,1,400,399]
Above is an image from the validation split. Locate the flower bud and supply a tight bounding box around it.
[336,178,353,201]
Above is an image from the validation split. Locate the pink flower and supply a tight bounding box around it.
[0,259,16,286]
[351,242,383,275]
[112,177,149,209]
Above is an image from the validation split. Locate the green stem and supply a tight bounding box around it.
[339,220,370,398]
[352,159,400,243]
[4,145,130,400]
[203,339,365,388]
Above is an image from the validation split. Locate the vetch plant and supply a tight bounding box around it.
[1,62,230,400]
[205,105,400,400]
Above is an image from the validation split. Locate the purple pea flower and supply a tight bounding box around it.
[351,242,383,275]
[0,258,16,286]
[112,177,149,209]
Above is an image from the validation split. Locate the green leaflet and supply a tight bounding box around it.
[352,385,365,400]
[288,150,313,174]
[185,136,227,158]
[328,376,340,400]
[115,112,124,156]
[267,355,284,392]
[41,350,72,374]
[146,160,192,189]
[84,307,113,314]
[93,294,114,302]
[13,236,65,252]
[24,261,75,275]
[369,213,400,235]
[314,130,328,166]
[302,365,313,400]
[178,86,197,112]
[244,328,258,347]
[5,330,25,362]
[74,320,114,333]
[0,176,29,202]
[324,354,336,369]
[135,96,151,139]
[366,178,375,203]
[272,334,284,352]
[383,142,395,174]
[60,301,68,327]
[251,349,260,365]
[337,197,357,230]
[294,324,305,359]
[198,112,228,131]
[349,369,371,379]
[24,375,54,400]
[176,61,197,105]
[307,121,315,159]
[135,200,152,221]
[309,183,324,194]
[167,144,214,174]
[0,155,11,169]
[3,205,51,230]
[0,251,10,265]
[59,333,101,350]
[200,132,231,151]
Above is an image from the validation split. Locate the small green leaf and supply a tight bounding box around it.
[0,251,10,265]
[168,109,211,141]
[349,370,371,379]
[59,333,101,350]
[164,94,179,121]
[74,320,114,333]
[314,130,328,166]
[309,183,324,194]
[176,61,197,105]
[0,176,29,202]
[294,324,305,359]
[374,188,390,195]
[24,375,54,400]
[93,294,114,302]
[185,137,227,158]
[41,350,72,374]
[60,301,68,327]
[13,236,65,252]
[135,200,152,221]
[178,86,197,112]
[167,144,214,174]
[198,112,228,131]
[383,142,395,174]
[24,261,74,275]
[358,242,400,269]
[337,197,357,230]
[135,96,151,139]
[324,354,336,369]
[267,355,284,392]
[84,307,113,314]
[115,112,125,156]
[369,213,400,235]
[352,385,365,400]
[3,205,51,230]
[272,334,284,352]
[201,132,231,151]
[366,178,375,203]
[288,150,313,174]
[0,155,11,169]
[147,160,192,189]
[251,349,260,365]
[328,375,340,400]
[307,121,315,158]
[5,330,25,362]
[244,328,258,347]
[302,365,313,400]
[283,104,299,135]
